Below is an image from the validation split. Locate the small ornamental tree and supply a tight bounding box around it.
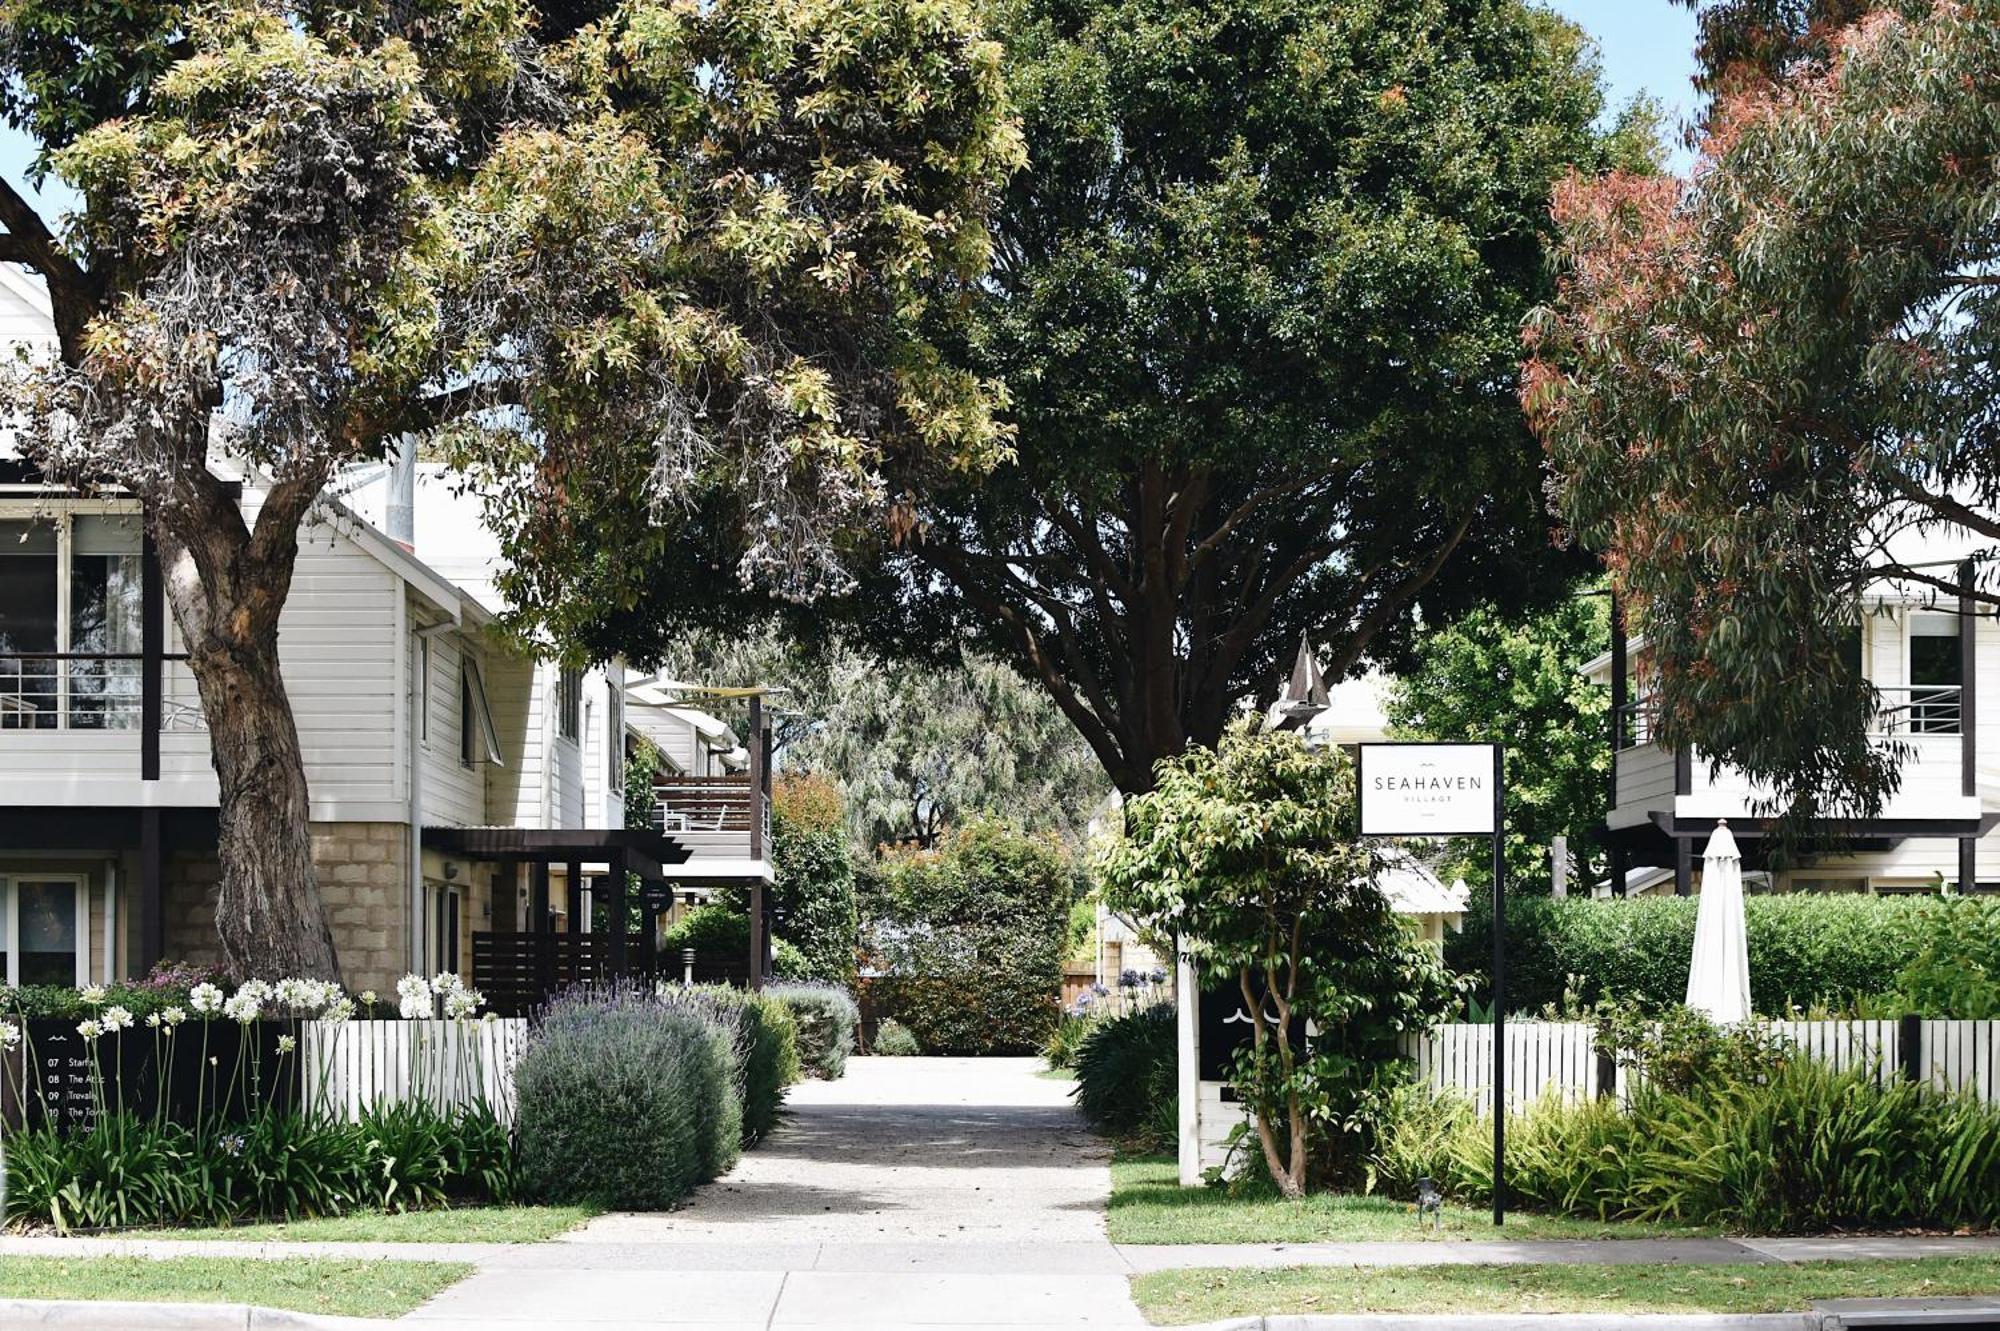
[1099,723,1457,1198]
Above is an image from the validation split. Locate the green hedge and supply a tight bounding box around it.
[858,819,1074,1055]
[1447,894,1952,1016]
[662,905,808,980]
[669,985,801,1146]
[1071,1004,1176,1149]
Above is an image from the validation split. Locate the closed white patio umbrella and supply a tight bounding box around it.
[1686,820,1753,1024]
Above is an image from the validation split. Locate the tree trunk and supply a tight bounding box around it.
[157,478,341,982]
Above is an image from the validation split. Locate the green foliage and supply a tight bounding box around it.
[623,738,667,832]
[871,1018,920,1056]
[1528,3,2000,825]
[1070,1005,1176,1152]
[768,982,859,1081]
[1592,999,1797,1098]
[1043,1011,1100,1072]
[1376,1061,2000,1234]
[514,985,741,1210]
[1099,723,1459,1196]
[847,0,1615,798]
[1889,895,2000,1019]
[672,985,800,1147]
[1449,894,1969,1017]
[1385,594,1609,893]
[1,1102,512,1233]
[859,818,1075,1055]
[660,905,809,981]
[769,775,860,986]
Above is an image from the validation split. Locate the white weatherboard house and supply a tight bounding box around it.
[1587,521,2000,897]
[0,269,761,1004]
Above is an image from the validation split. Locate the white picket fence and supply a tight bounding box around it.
[1407,1019,2000,1114]
[300,1019,531,1126]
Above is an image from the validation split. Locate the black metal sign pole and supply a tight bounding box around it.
[1491,743,1507,1227]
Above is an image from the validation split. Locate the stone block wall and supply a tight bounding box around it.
[160,821,409,996]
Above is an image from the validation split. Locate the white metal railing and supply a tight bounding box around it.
[1615,684,1962,754]
[0,653,205,732]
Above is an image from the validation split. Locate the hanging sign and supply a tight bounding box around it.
[1357,742,1498,837]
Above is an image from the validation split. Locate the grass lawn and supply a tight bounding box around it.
[157,1205,597,1244]
[1108,1154,1715,1244]
[1134,1258,2000,1324]
[0,1256,474,1319]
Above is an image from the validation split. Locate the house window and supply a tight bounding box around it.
[607,688,624,793]
[557,667,581,742]
[1908,613,1963,735]
[460,657,503,767]
[433,883,461,976]
[1,874,87,986]
[417,635,432,745]
[0,514,144,731]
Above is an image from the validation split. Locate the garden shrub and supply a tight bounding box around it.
[710,776,860,987]
[1888,894,2000,1017]
[663,984,800,1146]
[1373,1061,2000,1233]
[1071,1004,1176,1149]
[872,1017,920,1056]
[768,982,858,1080]
[859,819,1074,1055]
[1448,893,1949,1016]
[661,904,809,980]
[1042,1010,1099,1072]
[515,982,741,1209]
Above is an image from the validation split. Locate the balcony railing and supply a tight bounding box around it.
[0,652,203,732]
[651,775,761,834]
[1614,683,1963,753]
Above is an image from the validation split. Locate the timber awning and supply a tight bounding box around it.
[421,826,691,881]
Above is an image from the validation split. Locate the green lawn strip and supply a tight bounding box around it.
[0,1256,474,1320]
[1109,1154,1714,1244]
[154,1204,597,1244]
[1134,1258,2000,1324]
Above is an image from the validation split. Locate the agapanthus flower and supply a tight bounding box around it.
[189,983,224,1014]
[432,971,464,997]
[78,984,108,1006]
[223,992,262,1023]
[163,1007,186,1027]
[443,987,483,1020]
[102,1005,133,1033]
[276,1034,297,1054]
[0,1020,19,1050]
[322,997,356,1025]
[145,1012,162,1029]
[75,1018,102,1040]
[275,977,313,1009]
[236,979,274,1005]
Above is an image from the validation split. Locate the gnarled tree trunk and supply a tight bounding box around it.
[156,467,340,981]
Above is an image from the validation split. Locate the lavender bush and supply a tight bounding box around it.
[767,983,858,1081]
[515,982,741,1208]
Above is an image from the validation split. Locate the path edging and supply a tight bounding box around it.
[0,1299,386,1331]
[1176,1301,2000,1331]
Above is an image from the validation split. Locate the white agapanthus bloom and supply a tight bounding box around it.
[102,1005,134,1033]
[275,977,313,1009]
[76,1018,103,1040]
[189,983,224,1014]
[145,1011,163,1029]
[276,1034,297,1054]
[78,984,108,1006]
[0,1019,20,1050]
[236,978,274,1005]
[163,1007,187,1026]
[443,987,483,1020]
[223,992,262,1024]
[323,996,356,1025]
[432,971,464,996]
[395,973,434,1020]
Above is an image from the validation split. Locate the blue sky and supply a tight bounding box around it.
[0,2,1704,236]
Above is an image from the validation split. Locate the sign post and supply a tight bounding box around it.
[1358,741,1506,1226]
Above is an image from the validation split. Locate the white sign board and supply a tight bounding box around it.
[1358,743,1498,837]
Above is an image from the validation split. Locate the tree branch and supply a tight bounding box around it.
[0,177,95,362]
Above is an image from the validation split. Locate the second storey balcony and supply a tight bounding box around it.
[1610,685,1984,831]
[647,774,773,881]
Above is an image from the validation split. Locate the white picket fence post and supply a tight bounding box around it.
[300,1019,531,1125]
[1408,1017,2000,1111]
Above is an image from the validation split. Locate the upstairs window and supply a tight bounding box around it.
[1,513,144,730]
[1907,613,1963,736]
[461,658,503,767]
[557,667,581,742]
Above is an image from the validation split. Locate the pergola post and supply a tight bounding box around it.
[609,848,631,975]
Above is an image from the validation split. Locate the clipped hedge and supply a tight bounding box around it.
[769,982,859,1079]
[662,904,808,981]
[515,983,741,1209]
[859,819,1074,1055]
[1447,894,1945,1015]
